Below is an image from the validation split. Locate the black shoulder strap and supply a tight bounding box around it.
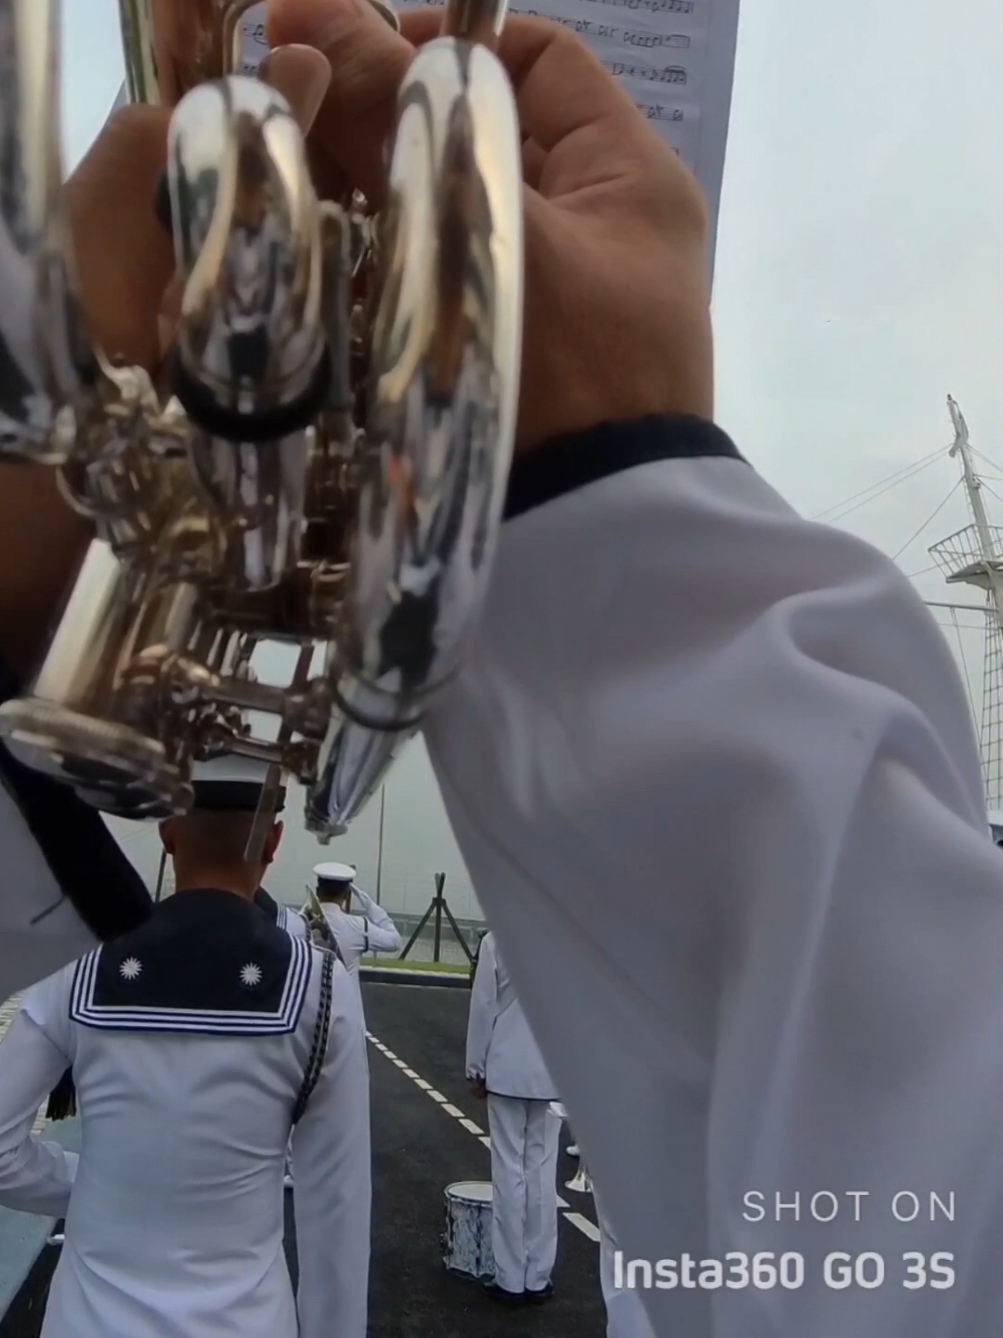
[292,950,335,1125]
[46,1067,76,1121]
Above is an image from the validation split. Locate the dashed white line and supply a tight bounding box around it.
[365,1029,599,1248]
[564,1212,601,1242]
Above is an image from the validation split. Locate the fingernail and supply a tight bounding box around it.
[153,169,172,235]
[259,45,332,134]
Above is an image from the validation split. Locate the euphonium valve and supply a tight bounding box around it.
[0,0,523,838]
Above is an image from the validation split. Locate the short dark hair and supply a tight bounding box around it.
[171,810,264,866]
[316,878,351,903]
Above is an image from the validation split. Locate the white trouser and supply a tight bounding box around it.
[486,1094,560,1293]
[594,1187,659,1338]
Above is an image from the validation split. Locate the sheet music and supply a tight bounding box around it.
[240,4,270,74]
[239,0,739,267]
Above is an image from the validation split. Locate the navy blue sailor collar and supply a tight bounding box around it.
[70,888,312,1035]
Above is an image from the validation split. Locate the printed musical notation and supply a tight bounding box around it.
[238,0,739,265]
[387,0,739,191]
[239,4,269,76]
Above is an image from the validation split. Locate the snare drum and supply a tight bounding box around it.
[443,1181,494,1279]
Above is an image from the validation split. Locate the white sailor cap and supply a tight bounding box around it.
[191,754,286,814]
[313,861,356,884]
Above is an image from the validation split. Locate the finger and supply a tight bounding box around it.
[64,105,173,371]
[496,18,640,154]
[258,44,332,134]
[398,9,444,45]
[271,1,643,163]
[260,44,343,200]
[304,137,350,203]
[521,137,546,193]
[267,0,416,203]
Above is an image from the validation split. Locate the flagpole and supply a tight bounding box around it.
[375,786,386,905]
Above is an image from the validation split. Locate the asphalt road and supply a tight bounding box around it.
[356,980,605,1337]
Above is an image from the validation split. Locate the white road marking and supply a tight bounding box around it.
[366,1029,599,1248]
[563,1213,601,1242]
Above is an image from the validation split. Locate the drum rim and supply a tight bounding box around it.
[445,1180,493,1202]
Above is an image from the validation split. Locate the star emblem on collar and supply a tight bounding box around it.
[119,957,142,981]
[240,962,263,987]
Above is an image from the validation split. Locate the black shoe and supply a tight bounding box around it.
[524,1283,554,1305]
[482,1281,527,1307]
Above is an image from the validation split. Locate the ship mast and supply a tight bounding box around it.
[928,396,1003,807]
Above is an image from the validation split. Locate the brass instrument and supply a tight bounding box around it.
[565,1160,592,1194]
[301,883,339,952]
[0,0,522,844]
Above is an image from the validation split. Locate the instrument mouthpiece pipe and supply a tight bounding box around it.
[440,0,509,46]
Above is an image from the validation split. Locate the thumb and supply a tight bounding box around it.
[267,0,415,203]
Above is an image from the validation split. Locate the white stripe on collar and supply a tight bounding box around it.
[69,937,313,1035]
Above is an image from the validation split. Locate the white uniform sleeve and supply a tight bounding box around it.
[321,903,365,961]
[0,969,78,1215]
[0,784,97,1004]
[291,957,371,1338]
[464,934,498,1080]
[424,445,1003,1338]
[351,887,402,955]
[1,651,150,1005]
[285,907,309,939]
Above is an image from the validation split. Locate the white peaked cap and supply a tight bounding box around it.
[193,754,273,782]
[191,754,286,812]
[313,861,356,883]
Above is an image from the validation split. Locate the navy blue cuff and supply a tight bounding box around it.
[503,414,744,521]
[0,657,152,943]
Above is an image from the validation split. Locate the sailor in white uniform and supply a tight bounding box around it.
[259,892,309,1190]
[312,861,403,972]
[466,930,560,1305]
[280,862,396,1191]
[2,43,1002,1336]
[0,756,370,1338]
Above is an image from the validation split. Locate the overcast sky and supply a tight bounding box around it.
[63,0,1003,903]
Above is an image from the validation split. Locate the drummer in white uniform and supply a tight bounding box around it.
[312,860,403,972]
[0,756,371,1338]
[466,930,560,1306]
